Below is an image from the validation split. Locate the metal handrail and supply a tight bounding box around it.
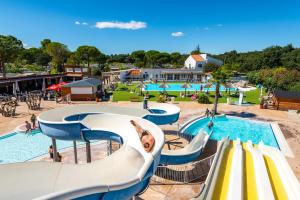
[152,154,215,184]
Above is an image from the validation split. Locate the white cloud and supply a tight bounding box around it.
[82,22,88,25]
[216,24,223,27]
[75,21,80,25]
[95,20,146,30]
[171,32,184,37]
[204,27,210,30]
[23,43,30,49]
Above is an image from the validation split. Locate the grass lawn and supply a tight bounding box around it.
[112,83,265,104]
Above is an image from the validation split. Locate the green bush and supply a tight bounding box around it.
[290,83,300,92]
[26,64,46,72]
[198,93,210,104]
[117,86,129,91]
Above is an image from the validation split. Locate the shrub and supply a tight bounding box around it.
[290,83,300,92]
[130,97,142,102]
[198,93,210,104]
[157,95,167,103]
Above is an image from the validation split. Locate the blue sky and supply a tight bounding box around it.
[1,0,300,54]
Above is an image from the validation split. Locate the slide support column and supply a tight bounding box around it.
[86,142,91,163]
[73,141,78,164]
[52,138,58,162]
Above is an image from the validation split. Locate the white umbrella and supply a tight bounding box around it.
[159,82,170,93]
[181,83,192,96]
[13,83,16,96]
[225,82,234,94]
[203,82,212,93]
[42,78,46,92]
[15,81,20,93]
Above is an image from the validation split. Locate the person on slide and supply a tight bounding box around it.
[130,120,155,152]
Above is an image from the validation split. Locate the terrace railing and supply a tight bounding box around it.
[151,154,215,184]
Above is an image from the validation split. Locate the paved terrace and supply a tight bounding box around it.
[0,101,299,199]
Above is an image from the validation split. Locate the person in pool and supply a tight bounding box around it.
[130,120,155,153]
[205,108,210,118]
[207,120,214,129]
[31,114,36,129]
[25,121,32,133]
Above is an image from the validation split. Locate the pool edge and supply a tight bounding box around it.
[270,122,294,158]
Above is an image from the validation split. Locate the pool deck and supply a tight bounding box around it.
[0,100,300,199]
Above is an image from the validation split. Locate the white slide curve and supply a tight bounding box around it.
[0,105,165,200]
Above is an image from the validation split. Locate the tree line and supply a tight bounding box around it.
[0,35,188,78]
[0,34,299,91]
[214,44,300,92]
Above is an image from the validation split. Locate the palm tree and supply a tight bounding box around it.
[211,68,232,115]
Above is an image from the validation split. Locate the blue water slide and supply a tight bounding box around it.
[160,130,211,165]
[144,103,181,125]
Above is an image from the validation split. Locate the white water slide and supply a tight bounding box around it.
[0,103,181,200]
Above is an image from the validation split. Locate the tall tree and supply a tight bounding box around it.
[170,52,182,67]
[41,39,51,50]
[145,50,160,68]
[0,35,23,77]
[211,67,232,114]
[157,52,170,67]
[45,42,69,73]
[67,52,81,66]
[191,45,201,55]
[75,46,101,76]
[262,46,283,67]
[131,50,145,67]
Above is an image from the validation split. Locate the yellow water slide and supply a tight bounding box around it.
[196,139,300,200]
[260,144,300,199]
[242,143,258,200]
[263,155,288,200]
[211,141,234,200]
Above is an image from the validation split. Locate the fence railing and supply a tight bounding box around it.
[151,154,215,184]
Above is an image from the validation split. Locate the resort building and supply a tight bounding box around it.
[64,64,89,81]
[141,68,206,82]
[184,54,223,69]
[0,72,65,95]
[62,78,102,101]
[118,54,223,82]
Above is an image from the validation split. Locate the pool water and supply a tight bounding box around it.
[183,115,279,148]
[145,83,229,92]
[0,130,86,164]
[148,109,166,114]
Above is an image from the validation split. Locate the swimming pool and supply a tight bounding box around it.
[145,83,229,92]
[182,115,279,148]
[0,130,86,164]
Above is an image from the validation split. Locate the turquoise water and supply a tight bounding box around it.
[183,116,279,148]
[145,83,229,92]
[0,130,86,164]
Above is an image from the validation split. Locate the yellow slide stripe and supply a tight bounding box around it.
[242,143,258,200]
[212,141,234,200]
[263,155,288,200]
